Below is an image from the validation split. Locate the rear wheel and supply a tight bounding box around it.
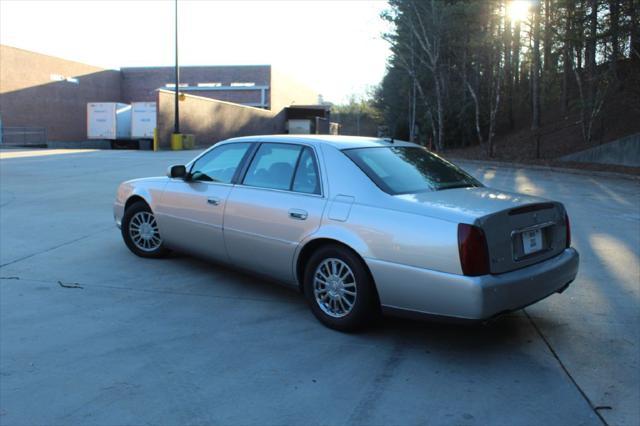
[121,201,170,258]
[303,244,379,332]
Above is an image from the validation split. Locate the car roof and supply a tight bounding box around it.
[221,134,420,150]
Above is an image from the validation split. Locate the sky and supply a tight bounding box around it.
[0,0,392,104]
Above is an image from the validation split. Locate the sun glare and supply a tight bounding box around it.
[507,0,532,22]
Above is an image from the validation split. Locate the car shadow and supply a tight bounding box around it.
[165,252,544,353]
[167,251,304,302]
[379,313,530,345]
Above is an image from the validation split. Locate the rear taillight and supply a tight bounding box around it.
[457,223,490,276]
[565,213,571,248]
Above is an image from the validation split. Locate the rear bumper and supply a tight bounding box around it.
[369,248,579,320]
[476,247,579,319]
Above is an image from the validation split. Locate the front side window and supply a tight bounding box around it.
[343,146,482,195]
[243,143,302,191]
[189,142,252,183]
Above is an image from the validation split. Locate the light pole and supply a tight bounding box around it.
[174,0,180,135]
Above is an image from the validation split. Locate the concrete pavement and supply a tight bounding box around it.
[0,149,638,425]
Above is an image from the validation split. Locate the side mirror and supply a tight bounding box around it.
[167,164,187,179]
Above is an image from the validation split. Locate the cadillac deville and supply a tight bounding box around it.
[114,135,579,331]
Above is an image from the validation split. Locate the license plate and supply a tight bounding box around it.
[522,229,543,255]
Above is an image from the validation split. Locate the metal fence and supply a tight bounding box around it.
[0,127,48,146]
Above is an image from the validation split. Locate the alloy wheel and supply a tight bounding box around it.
[128,211,162,252]
[313,258,357,318]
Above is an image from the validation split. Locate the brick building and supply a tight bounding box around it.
[120,65,272,108]
[0,45,320,144]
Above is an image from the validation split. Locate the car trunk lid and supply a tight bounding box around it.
[477,201,567,274]
[394,187,568,274]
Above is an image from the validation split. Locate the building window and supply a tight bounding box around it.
[197,82,222,87]
[165,83,189,88]
[50,74,79,84]
[230,82,256,87]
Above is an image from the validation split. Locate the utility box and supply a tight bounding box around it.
[131,102,156,139]
[87,102,131,140]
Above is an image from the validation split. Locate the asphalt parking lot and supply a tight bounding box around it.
[1,148,638,426]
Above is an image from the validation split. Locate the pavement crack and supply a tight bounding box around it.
[57,280,83,289]
[88,282,292,305]
[1,275,296,305]
[347,340,404,425]
[524,309,609,426]
[0,226,113,268]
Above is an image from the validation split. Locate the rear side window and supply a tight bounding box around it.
[343,146,482,194]
[243,143,302,191]
[190,142,252,183]
[292,147,321,194]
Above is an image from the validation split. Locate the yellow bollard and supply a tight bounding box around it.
[183,134,196,149]
[153,128,158,151]
[171,133,183,150]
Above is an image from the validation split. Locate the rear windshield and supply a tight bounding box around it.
[343,146,482,195]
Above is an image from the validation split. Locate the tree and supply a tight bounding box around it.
[377,0,638,154]
[504,11,514,128]
[332,96,382,137]
[382,0,450,150]
[609,0,621,61]
[628,0,639,60]
[532,0,542,132]
[561,0,574,114]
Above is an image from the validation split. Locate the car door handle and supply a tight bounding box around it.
[288,209,308,220]
[207,197,221,206]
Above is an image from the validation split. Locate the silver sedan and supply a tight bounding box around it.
[113,135,579,331]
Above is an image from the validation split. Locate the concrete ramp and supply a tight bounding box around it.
[562,133,640,167]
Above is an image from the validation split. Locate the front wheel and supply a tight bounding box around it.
[121,201,170,258]
[303,245,379,332]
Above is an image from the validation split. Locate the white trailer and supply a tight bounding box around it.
[87,102,131,140]
[131,102,156,139]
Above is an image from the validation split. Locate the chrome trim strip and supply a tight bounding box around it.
[223,226,298,246]
[156,212,223,230]
[510,221,556,237]
[169,178,234,188]
[233,184,324,199]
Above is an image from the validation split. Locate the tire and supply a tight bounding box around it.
[121,201,170,258]
[303,244,380,332]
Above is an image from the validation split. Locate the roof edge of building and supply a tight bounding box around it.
[0,44,118,72]
[156,88,274,113]
[121,64,272,71]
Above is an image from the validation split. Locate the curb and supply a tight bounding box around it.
[447,157,640,182]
